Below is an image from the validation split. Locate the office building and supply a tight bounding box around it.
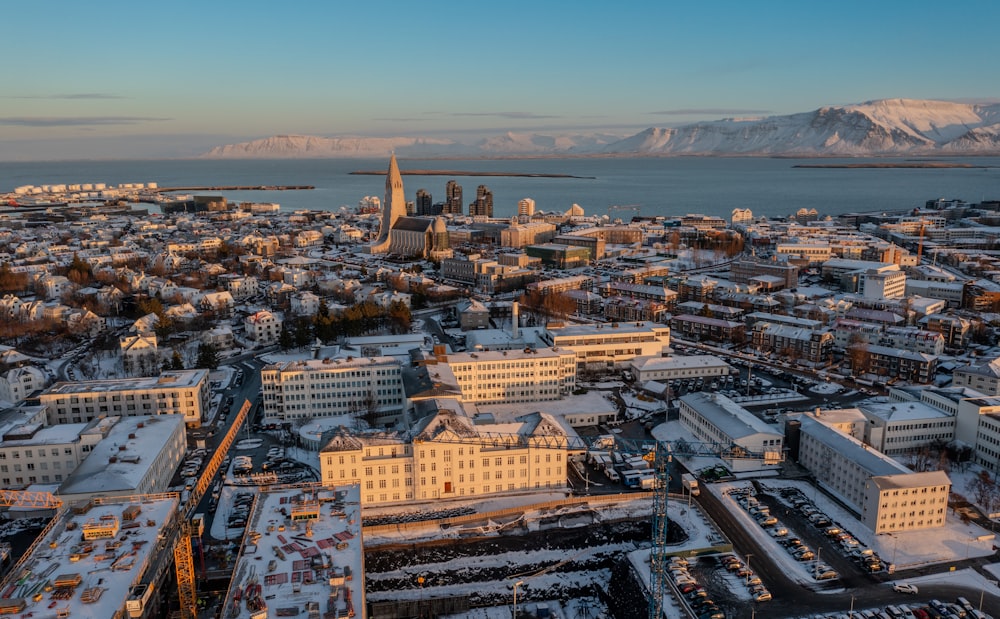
[38,370,210,427]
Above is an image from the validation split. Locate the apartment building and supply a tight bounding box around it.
[953,359,1000,395]
[320,399,569,506]
[670,314,745,345]
[795,416,950,534]
[751,323,834,364]
[244,309,283,346]
[261,356,405,425]
[540,321,671,370]
[38,369,209,427]
[438,348,577,405]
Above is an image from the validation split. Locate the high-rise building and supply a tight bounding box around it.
[415,189,433,215]
[470,184,493,218]
[518,198,535,217]
[445,180,463,214]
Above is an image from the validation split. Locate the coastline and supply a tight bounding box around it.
[349,170,595,179]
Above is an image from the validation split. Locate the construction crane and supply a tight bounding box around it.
[173,398,253,619]
[0,489,63,510]
[410,423,774,619]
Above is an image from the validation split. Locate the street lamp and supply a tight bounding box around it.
[745,554,753,585]
[849,595,855,619]
[512,580,525,619]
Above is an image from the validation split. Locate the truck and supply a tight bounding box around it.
[682,473,700,496]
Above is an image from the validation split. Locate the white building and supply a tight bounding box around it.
[859,266,906,300]
[290,291,321,316]
[677,392,784,473]
[540,321,671,371]
[0,366,47,405]
[261,356,405,425]
[320,398,570,506]
[434,348,577,405]
[119,333,158,376]
[0,419,104,488]
[38,369,210,427]
[857,400,956,455]
[57,414,187,503]
[628,355,731,383]
[796,416,950,534]
[244,309,283,347]
[954,359,1000,396]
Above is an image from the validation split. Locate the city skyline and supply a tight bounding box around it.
[3,0,999,160]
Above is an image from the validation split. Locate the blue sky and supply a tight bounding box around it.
[2,0,998,160]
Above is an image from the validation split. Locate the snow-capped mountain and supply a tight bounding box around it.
[200,99,1000,158]
[604,99,1000,155]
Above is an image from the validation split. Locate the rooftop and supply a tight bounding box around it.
[57,415,184,499]
[680,392,782,441]
[221,485,364,619]
[43,369,208,395]
[0,493,179,619]
[799,416,912,477]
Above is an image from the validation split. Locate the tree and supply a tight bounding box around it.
[196,342,220,370]
[279,323,295,351]
[170,350,184,370]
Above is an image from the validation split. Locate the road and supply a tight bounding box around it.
[694,486,1000,617]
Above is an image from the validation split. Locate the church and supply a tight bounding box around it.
[368,155,451,260]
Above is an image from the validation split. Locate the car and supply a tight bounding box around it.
[754,590,772,602]
[894,583,919,595]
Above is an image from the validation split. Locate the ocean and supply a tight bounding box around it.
[2,156,999,220]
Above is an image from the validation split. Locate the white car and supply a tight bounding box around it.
[893,583,918,595]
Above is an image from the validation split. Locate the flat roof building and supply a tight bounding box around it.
[38,369,210,428]
[0,493,179,619]
[677,392,784,473]
[220,485,366,619]
[796,416,950,534]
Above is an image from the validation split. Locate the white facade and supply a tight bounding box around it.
[628,355,731,383]
[859,267,906,299]
[0,420,103,488]
[261,357,405,424]
[677,392,784,472]
[0,366,47,405]
[540,321,671,370]
[38,369,210,427]
[244,310,283,346]
[438,348,577,405]
[320,400,569,506]
[57,415,186,503]
[857,401,956,455]
[796,416,950,534]
[954,359,1000,396]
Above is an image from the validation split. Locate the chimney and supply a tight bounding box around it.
[511,302,520,340]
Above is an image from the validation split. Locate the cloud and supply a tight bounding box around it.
[651,108,772,116]
[0,116,171,127]
[450,111,560,120]
[6,93,127,100]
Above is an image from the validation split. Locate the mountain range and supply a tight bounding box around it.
[200,99,1000,159]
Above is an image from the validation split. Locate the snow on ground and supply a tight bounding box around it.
[809,382,843,395]
[902,566,1000,599]
[710,481,843,589]
[758,479,996,569]
[234,439,263,450]
[441,597,604,619]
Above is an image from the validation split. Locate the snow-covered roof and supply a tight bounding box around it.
[799,416,911,477]
[57,415,184,498]
[221,485,364,619]
[0,494,179,619]
[679,392,782,441]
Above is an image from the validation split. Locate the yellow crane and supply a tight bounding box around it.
[174,398,253,619]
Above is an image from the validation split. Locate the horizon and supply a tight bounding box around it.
[3,1,1000,161]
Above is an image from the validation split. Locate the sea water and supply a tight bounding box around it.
[1,156,997,220]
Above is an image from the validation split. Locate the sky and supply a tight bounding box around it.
[2,0,999,160]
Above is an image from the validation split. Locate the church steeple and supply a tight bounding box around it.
[369,154,407,254]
